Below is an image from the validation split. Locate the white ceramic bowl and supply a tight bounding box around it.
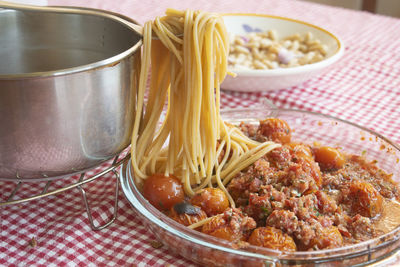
[221,14,344,92]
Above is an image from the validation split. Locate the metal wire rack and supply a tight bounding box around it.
[0,153,130,231]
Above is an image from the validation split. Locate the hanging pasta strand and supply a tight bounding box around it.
[130,9,279,204]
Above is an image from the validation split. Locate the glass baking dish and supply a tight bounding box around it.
[120,107,400,266]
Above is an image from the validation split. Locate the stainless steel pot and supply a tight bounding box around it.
[0,8,142,180]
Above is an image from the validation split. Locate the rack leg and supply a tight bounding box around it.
[7,182,22,201]
[77,170,119,231]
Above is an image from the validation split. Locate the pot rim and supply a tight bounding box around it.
[0,7,143,80]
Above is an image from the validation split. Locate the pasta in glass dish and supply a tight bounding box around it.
[121,9,400,266]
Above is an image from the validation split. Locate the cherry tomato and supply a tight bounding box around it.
[202,208,256,242]
[191,188,229,216]
[286,143,313,160]
[305,226,343,250]
[142,174,184,211]
[169,203,207,226]
[313,146,345,171]
[258,118,291,144]
[248,226,297,252]
[348,180,383,217]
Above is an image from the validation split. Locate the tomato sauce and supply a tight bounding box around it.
[151,118,400,251]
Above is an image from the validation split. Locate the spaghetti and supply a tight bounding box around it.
[130,9,280,207]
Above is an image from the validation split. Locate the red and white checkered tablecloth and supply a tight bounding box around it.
[2,0,400,266]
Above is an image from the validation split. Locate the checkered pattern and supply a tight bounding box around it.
[2,0,400,266]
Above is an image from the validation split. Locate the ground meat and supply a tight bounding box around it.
[317,215,334,227]
[315,191,337,214]
[243,193,273,223]
[239,122,258,139]
[259,185,288,202]
[321,172,343,188]
[334,212,352,238]
[241,185,290,223]
[252,159,276,183]
[267,146,292,169]
[265,144,322,194]
[284,194,318,221]
[266,210,298,235]
[227,175,260,206]
[227,158,276,204]
[284,158,321,194]
[293,220,318,248]
[248,177,262,192]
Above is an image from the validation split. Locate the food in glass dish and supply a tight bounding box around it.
[142,118,400,252]
[228,31,328,70]
[127,8,399,255]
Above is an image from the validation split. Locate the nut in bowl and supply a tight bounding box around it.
[221,14,344,92]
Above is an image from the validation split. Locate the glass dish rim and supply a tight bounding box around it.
[120,107,400,263]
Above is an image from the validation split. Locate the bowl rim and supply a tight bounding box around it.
[0,7,143,80]
[121,107,400,264]
[222,13,344,77]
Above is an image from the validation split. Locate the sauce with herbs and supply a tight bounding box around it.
[151,118,400,251]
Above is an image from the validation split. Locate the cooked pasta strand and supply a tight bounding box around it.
[130,10,279,202]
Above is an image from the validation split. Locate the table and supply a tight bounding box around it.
[1,0,400,266]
